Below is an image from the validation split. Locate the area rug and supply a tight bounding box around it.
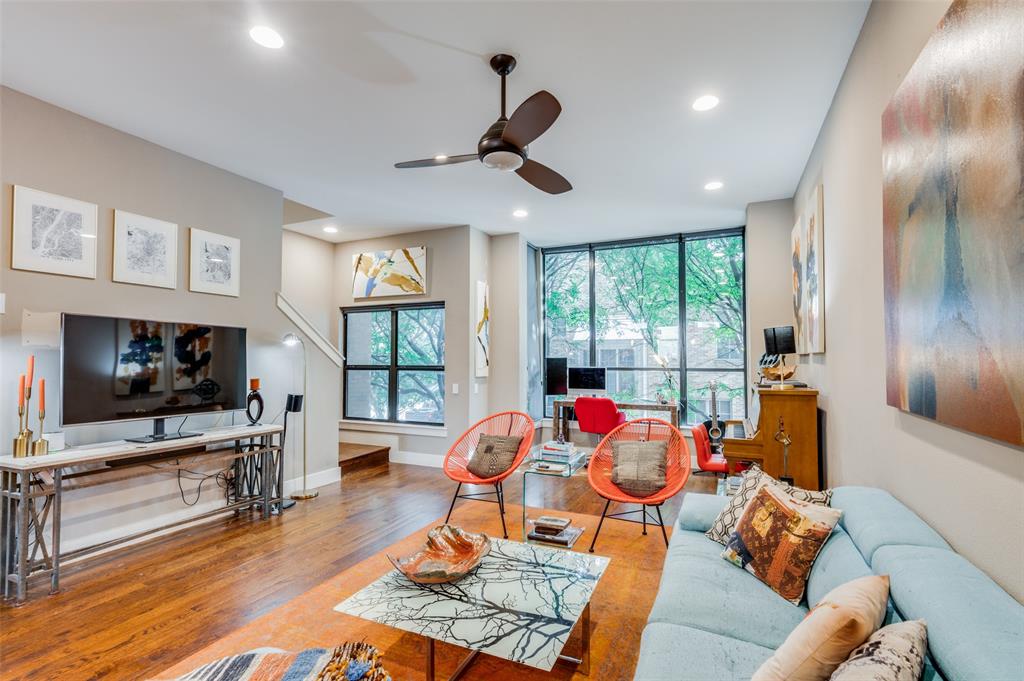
[154,501,673,680]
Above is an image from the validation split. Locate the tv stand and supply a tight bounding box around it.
[125,416,200,443]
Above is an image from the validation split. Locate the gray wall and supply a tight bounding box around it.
[791,0,1023,600]
[0,87,340,549]
[488,233,529,414]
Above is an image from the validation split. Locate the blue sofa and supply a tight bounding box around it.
[633,487,1024,681]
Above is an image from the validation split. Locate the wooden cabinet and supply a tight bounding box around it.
[723,388,821,490]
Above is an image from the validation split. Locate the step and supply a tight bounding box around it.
[339,442,390,473]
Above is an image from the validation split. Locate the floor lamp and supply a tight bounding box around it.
[283,332,318,500]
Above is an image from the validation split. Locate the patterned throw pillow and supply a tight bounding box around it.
[466,434,522,478]
[706,464,833,545]
[722,484,842,604]
[830,620,928,681]
[611,440,668,497]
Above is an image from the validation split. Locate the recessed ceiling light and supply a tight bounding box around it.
[322,225,339,234]
[434,154,448,161]
[692,95,719,112]
[249,25,284,49]
[704,181,724,191]
[512,209,529,218]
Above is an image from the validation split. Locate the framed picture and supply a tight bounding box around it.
[803,185,825,354]
[475,280,490,377]
[113,210,177,289]
[189,228,240,297]
[12,185,98,278]
[352,246,426,298]
[790,217,808,353]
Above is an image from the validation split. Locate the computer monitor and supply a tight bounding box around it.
[567,367,606,395]
[544,357,568,395]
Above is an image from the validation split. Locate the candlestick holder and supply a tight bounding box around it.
[32,410,48,456]
[13,386,34,458]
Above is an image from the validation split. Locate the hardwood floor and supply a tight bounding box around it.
[0,462,715,681]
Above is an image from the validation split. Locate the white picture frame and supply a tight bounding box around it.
[189,227,240,297]
[12,185,98,279]
[113,210,178,289]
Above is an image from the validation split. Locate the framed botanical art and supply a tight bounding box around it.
[113,210,178,289]
[12,185,98,278]
[352,246,426,298]
[189,228,240,297]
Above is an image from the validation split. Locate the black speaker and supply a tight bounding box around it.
[285,394,304,413]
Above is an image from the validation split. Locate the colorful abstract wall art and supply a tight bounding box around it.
[352,247,426,298]
[882,0,1023,446]
[791,186,825,355]
[475,280,490,377]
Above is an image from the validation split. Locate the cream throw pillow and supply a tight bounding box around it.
[752,575,890,681]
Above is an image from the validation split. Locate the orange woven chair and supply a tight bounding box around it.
[586,417,691,552]
[443,411,535,539]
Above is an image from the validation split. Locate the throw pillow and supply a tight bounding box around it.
[466,434,522,478]
[722,484,842,604]
[706,463,833,545]
[830,620,928,681]
[611,439,668,497]
[752,574,890,681]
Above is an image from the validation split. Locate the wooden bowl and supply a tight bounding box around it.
[387,525,491,584]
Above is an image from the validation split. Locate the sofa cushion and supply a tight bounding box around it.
[633,622,773,681]
[830,487,950,562]
[830,620,928,681]
[873,545,1024,681]
[806,524,873,606]
[648,529,808,649]
[676,492,730,532]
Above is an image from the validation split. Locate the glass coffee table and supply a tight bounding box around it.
[335,538,609,679]
[520,446,591,546]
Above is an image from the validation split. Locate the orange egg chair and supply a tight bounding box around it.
[586,417,690,552]
[443,410,535,539]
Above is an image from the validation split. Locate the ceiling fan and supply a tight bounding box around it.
[394,54,572,195]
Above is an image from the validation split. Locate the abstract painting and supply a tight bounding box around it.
[475,280,490,377]
[12,185,98,279]
[172,323,214,391]
[189,228,240,297]
[882,0,1023,447]
[115,319,166,396]
[790,218,807,353]
[352,246,426,298]
[113,210,177,289]
[790,187,825,355]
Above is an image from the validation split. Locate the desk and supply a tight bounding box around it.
[0,423,284,603]
[552,399,679,441]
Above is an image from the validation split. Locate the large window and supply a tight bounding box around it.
[342,303,445,425]
[543,231,745,424]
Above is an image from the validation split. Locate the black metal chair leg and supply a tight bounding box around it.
[655,505,668,547]
[498,487,508,539]
[445,483,462,524]
[588,499,611,553]
[642,505,648,535]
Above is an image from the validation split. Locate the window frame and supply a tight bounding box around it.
[341,301,446,426]
[541,228,747,423]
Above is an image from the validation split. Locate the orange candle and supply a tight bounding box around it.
[18,375,25,410]
[26,355,34,390]
[250,377,260,391]
[38,378,45,415]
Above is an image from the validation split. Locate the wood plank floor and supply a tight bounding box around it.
[0,463,715,681]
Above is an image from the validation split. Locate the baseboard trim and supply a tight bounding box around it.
[284,466,341,493]
[389,450,444,468]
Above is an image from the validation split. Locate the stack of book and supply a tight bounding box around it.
[527,515,584,548]
[537,440,576,462]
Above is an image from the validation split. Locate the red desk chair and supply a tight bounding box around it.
[692,423,747,476]
[443,411,535,539]
[574,396,626,435]
[586,418,690,552]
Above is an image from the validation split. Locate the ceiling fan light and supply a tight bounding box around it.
[481,150,524,172]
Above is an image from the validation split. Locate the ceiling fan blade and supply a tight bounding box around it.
[516,159,572,194]
[395,154,477,169]
[502,90,561,148]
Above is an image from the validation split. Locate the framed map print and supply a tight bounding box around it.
[113,210,178,289]
[12,185,98,278]
[189,228,240,297]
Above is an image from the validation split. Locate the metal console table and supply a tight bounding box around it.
[0,423,284,603]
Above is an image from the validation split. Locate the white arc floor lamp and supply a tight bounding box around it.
[283,332,318,500]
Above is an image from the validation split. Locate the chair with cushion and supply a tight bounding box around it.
[692,422,747,476]
[586,417,690,552]
[443,410,535,538]
[574,396,626,435]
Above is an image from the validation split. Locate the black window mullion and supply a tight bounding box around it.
[588,246,596,366]
[388,309,399,420]
[678,236,687,420]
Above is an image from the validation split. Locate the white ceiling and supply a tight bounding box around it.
[1,1,868,247]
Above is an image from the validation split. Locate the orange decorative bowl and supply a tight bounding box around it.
[387,525,491,584]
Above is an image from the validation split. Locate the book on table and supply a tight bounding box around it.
[527,525,584,548]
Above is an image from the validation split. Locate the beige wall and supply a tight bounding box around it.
[488,233,529,414]
[791,0,1024,600]
[281,230,337,336]
[0,87,341,550]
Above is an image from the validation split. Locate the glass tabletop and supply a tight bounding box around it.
[334,538,609,671]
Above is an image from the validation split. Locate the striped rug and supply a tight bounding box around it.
[169,642,389,681]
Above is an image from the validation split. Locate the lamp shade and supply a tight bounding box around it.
[282,332,301,347]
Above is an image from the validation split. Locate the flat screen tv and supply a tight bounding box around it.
[61,313,247,441]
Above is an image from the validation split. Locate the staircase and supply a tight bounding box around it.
[338,442,390,473]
